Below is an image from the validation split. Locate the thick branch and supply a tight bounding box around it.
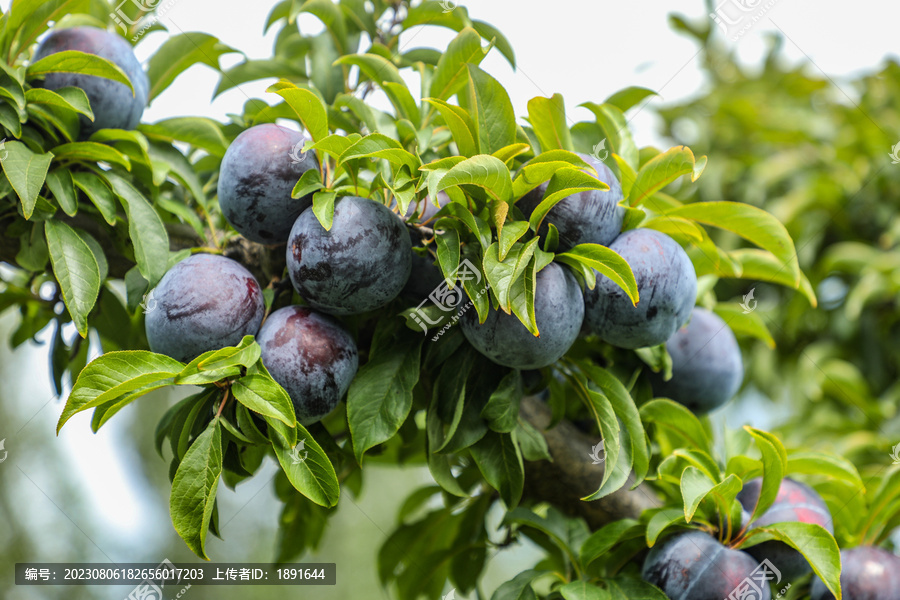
[520,394,660,529]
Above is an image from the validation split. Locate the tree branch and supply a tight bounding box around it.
[520,394,660,528]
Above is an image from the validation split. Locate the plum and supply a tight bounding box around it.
[642,530,771,600]
[460,262,583,369]
[217,124,319,244]
[810,546,900,600]
[257,306,358,425]
[650,307,744,414]
[286,196,411,315]
[145,254,265,362]
[584,228,697,349]
[402,192,452,299]
[738,477,834,581]
[517,152,624,251]
[34,27,149,138]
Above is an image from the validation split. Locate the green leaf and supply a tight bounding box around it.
[430,28,488,101]
[294,0,348,52]
[786,452,863,491]
[745,426,788,522]
[27,50,134,94]
[58,351,183,432]
[481,371,523,433]
[741,522,841,599]
[270,422,340,507]
[467,64,516,154]
[645,508,685,547]
[438,154,513,203]
[581,518,641,566]
[3,0,91,63]
[423,98,478,157]
[45,168,77,216]
[72,171,117,225]
[490,569,543,600]
[483,241,537,313]
[139,117,228,158]
[311,190,337,231]
[729,248,815,304]
[340,132,419,171]
[580,364,650,484]
[559,582,607,600]
[147,33,237,101]
[527,94,573,152]
[434,200,492,250]
[334,53,404,87]
[268,80,329,142]
[170,419,223,560]
[680,468,741,523]
[712,303,776,349]
[639,399,712,453]
[435,228,461,282]
[556,244,639,305]
[604,86,658,113]
[232,375,296,427]
[45,220,100,337]
[1,141,53,219]
[25,87,94,120]
[666,202,801,286]
[103,173,169,288]
[498,222,529,262]
[629,146,704,207]
[348,329,423,463]
[604,578,669,600]
[525,167,610,233]
[52,142,130,170]
[580,102,639,170]
[470,431,524,508]
[214,57,307,98]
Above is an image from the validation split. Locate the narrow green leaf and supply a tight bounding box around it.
[430,28,488,101]
[467,64,516,154]
[268,80,329,142]
[470,431,524,508]
[52,142,130,170]
[527,94,573,152]
[348,329,423,463]
[1,141,53,219]
[556,244,639,305]
[58,351,183,432]
[271,422,340,507]
[438,154,513,203]
[27,50,133,93]
[232,374,296,427]
[103,172,169,288]
[25,86,94,120]
[170,419,222,560]
[147,33,237,100]
[629,146,702,207]
[45,220,101,337]
[667,202,800,287]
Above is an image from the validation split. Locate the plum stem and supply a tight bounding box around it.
[214,388,231,419]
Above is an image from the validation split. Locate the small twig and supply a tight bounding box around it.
[214,388,231,419]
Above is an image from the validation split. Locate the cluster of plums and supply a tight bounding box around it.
[32,27,743,420]
[644,476,900,599]
[644,477,834,599]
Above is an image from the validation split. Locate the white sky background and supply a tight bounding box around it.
[139,0,900,147]
[4,0,900,594]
